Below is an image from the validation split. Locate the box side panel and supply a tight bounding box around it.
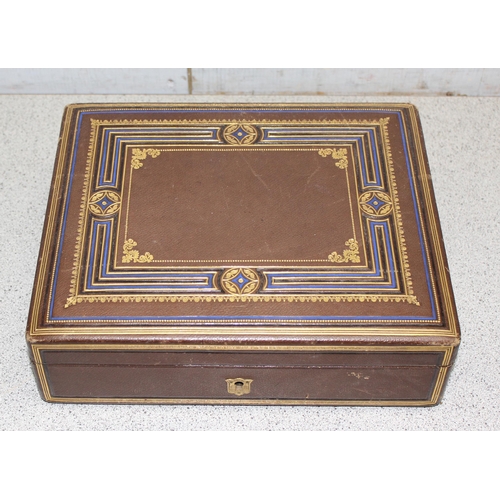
[32,347,455,406]
[43,364,440,403]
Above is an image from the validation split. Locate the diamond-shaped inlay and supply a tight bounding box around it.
[94,194,115,211]
[88,190,121,217]
[365,194,386,210]
[220,268,260,295]
[232,127,249,140]
[230,271,251,289]
[359,191,393,217]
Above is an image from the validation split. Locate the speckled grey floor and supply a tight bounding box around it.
[1,95,498,430]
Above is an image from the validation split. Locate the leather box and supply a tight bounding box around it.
[26,103,460,405]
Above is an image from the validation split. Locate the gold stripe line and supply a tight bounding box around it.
[30,325,459,336]
[42,396,440,406]
[43,396,441,406]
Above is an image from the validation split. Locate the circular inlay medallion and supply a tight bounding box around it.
[88,191,121,217]
[359,191,393,217]
[223,124,258,145]
[220,268,260,295]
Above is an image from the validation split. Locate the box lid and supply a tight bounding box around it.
[27,103,460,345]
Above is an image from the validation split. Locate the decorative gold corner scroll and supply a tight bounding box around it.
[318,148,348,169]
[64,296,78,308]
[406,295,421,306]
[131,148,161,169]
[122,239,154,263]
[328,239,360,263]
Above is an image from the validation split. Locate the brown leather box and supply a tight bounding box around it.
[26,103,460,405]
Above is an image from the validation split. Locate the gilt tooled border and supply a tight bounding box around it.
[65,118,418,310]
[121,146,359,264]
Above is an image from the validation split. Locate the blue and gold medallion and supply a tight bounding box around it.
[220,268,260,295]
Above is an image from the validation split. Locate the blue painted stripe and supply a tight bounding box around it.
[49,314,435,322]
[396,113,437,319]
[77,109,405,115]
[99,129,111,185]
[265,221,396,291]
[372,221,397,289]
[261,135,360,142]
[97,129,219,187]
[49,111,85,320]
[86,220,215,290]
[267,272,382,278]
[367,128,382,186]
[86,220,102,289]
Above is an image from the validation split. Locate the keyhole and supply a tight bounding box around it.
[235,381,244,387]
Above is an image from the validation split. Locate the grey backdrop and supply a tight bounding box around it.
[1,68,500,96]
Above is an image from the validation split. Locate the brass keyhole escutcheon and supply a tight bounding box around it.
[226,378,253,396]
